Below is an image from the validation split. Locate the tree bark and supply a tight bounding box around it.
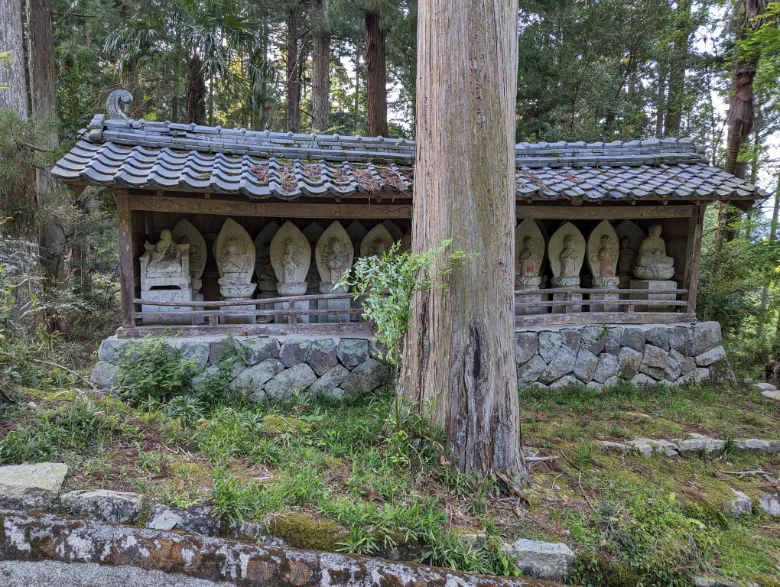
[664,0,691,136]
[26,0,63,280]
[286,4,301,133]
[759,175,779,338]
[364,10,388,137]
[311,0,330,132]
[400,0,527,484]
[0,0,29,117]
[187,53,206,125]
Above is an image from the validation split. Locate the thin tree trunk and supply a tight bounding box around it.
[759,176,779,338]
[400,0,527,484]
[0,0,29,117]
[286,4,301,133]
[655,61,667,137]
[186,53,206,125]
[665,0,691,136]
[26,0,63,280]
[311,0,330,132]
[364,10,388,137]
[354,40,360,132]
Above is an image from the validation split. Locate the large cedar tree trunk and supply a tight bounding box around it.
[187,53,206,125]
[311,0,330,131]
[26,0,63,279]
[364,11,388,137]
[400,0,527,484]
[286,5,301,133]
[664,0,691,135]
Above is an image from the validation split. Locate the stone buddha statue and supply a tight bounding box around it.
[618,236,635,276]
[368,238,389,257]
[633,225,675,280]
[323,237,351,285]
[594,234,616,278]
[256,244,277,292]
[217,235,255,298]
[145,230,183,277]
[560,235,578,277]
[282,238,302,285]
[518,236,538,277]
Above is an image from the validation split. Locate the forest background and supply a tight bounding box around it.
[1,0,780,375]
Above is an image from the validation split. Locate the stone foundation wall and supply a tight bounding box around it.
[91,322,733,397]
[515,321,733,391]
[91,335,390,400]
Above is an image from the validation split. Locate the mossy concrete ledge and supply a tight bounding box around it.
[0,510,561,587]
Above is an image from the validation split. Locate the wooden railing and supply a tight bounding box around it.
[133,292,366,326]
[514,287,692,326]
[130,286,693,331]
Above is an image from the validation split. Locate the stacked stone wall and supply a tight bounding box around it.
[515,321,733,391]
[91,322,733,396]
[92,335,390,400]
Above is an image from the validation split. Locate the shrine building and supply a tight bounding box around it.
[52,90,764,394]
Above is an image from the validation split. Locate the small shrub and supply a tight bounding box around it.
[118,337,199,404]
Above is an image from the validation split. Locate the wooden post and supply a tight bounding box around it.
[683,203,705,316]
[114,191,136,327]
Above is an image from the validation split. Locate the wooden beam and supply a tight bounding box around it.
[127,194,413,219]
[515,312,695,327]
[114,191,136,328]
[116,322,374,339]
[515,205,694,219]
[683,203,705,315]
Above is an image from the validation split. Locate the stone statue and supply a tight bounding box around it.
[549,222,585,289]
[270,221,310,296]
[282,238,300,284]
[315,221,354,300]
[256,244,276,291]
[323,238,350,284]
[144,230,182,277]
[360,224,394,258]
[633,225,675,280]
[254,221,280,295]
[560,235,578,276]
[172,219,207,294]
[518,237,538,277]
[214,218,256,300]
[618,236,635,276]
[139,229,192,324]
[592,235,616,278]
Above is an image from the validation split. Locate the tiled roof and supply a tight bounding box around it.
[52,107,765,202]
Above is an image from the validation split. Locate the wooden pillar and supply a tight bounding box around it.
[114,191,136,327]
[683,202,705,316]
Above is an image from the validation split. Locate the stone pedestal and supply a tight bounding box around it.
[591,276,620,312]
[318,283,351,323]
[142,289,192,325]
[515,276,546,315]
[221,298,257,325]
[552,292,582,314]
[629,279,676,312]
[277,283,309,324]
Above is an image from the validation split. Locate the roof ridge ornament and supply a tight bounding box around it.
[106,88,133,120]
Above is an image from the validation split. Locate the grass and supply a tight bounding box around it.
[0,375,778,585]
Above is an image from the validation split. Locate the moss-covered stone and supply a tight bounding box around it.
[262,415,312,435]
[267,513,346,551]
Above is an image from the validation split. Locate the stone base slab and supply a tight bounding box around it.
[629,279,677,312]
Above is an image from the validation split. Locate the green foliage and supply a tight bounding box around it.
[344,240,468,365]
[0,398,138,464]
[118,337,200,404]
